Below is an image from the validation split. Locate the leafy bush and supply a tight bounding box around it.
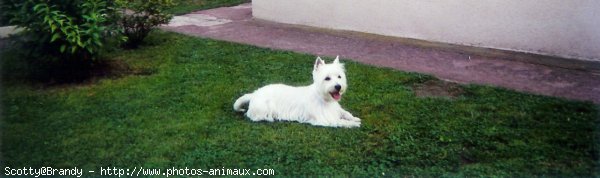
[116,0,174,48]
[0,1,7,26]
[1,0,123,60]
[0,0,127,83]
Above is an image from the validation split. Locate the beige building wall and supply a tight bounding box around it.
[253,0,600,61]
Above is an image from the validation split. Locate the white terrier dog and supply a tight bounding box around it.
[233,56,361,128]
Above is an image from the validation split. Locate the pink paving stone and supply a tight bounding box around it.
[162,3,600,104]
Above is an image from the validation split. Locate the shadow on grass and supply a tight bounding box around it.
[0,37,156,87]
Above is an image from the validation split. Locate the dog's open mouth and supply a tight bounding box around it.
[330,91,342,101]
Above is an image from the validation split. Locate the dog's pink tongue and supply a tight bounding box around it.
[332,92,341,101]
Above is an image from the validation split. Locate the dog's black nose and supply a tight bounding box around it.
[335,84,341,91]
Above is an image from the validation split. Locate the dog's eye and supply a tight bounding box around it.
[325,77,331,81]
[338,75,342,79]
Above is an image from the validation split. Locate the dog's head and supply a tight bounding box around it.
[312,56,348,102]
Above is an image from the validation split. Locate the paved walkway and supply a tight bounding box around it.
[162,3,600,104]
[0,26,20,38]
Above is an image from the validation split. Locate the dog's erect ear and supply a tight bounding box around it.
[333,55,340,64]
[314,56,324,70]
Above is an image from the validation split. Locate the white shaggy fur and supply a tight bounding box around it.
[233,56,361,128]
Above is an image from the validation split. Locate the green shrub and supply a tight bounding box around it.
[0,1,8,26]
[116,0,174,48]
[0,0,127,83]
[1,0,123,60]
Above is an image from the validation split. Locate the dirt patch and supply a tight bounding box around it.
[6,57,154,87]
[46,59,156,86]
[93,59,155,77]
[413,80,464,98]
[0,38,10,51]
[459,151,477,165]
[1,35,156,87]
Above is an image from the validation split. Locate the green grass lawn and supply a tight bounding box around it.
[168,0,250,15]
[1,30,598,176]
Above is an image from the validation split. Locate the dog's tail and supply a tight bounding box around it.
[233,94,253,112]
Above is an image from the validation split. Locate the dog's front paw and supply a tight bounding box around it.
[343,115,361,122]
[342,122,360,128]
[349,121,361,128]
[350,117,361,122]
[336,119,361,128]
[342,114,360,121]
